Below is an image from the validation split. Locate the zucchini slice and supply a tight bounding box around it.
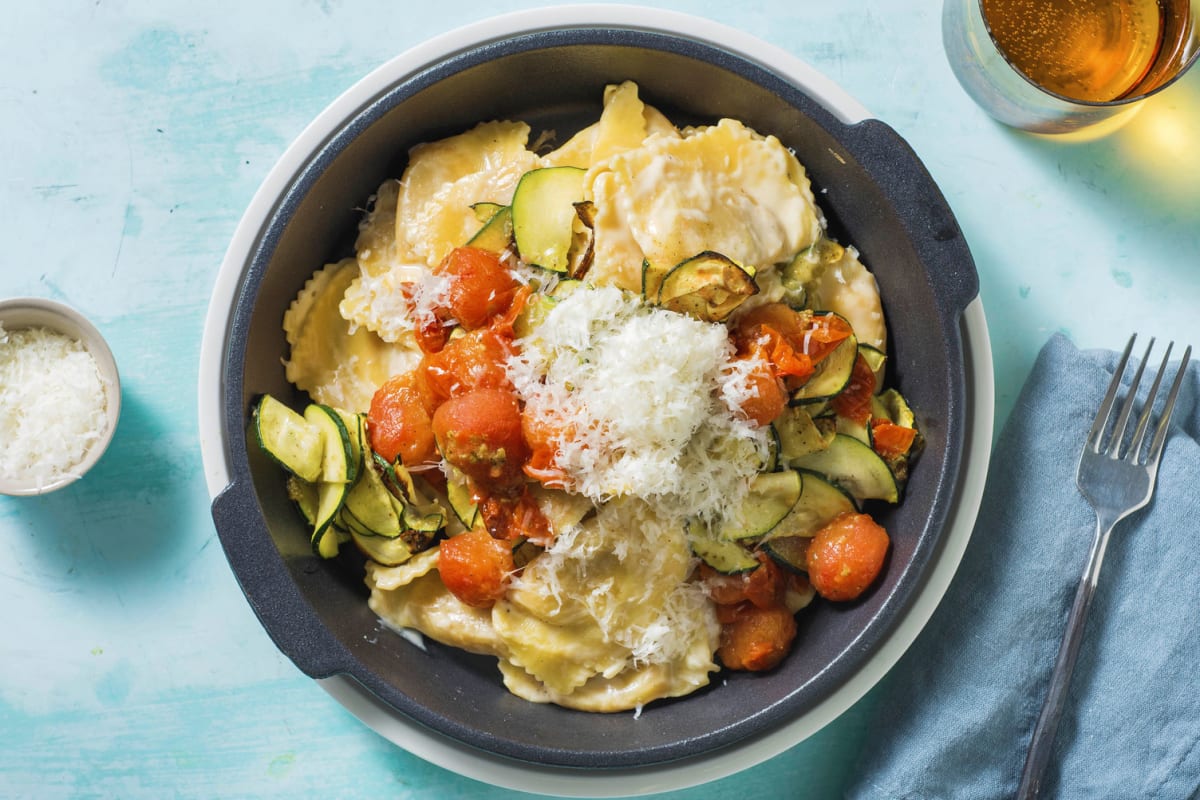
[331,408,364,485]
[470,201,505,223]
[657,251,758,322]
[717,470,802,541]
[337,504,377,539]
[765,469,857,540]
[775,406,835,463]
[551,278,583,299]
[790,323,858,404]
[254,395,323,483]
[568,201,597,280]
[371,452,447,540]
[859,343,887,391]
[373,451,412,500]
[342,460,401,537]
[350,529,413,567]
[467,205,513,254]
[399,498,446,536]
[783,238,845,284]
[687,520,760,574]
[286,475,319,525]
[641,259,668,302]
[512,292,555,339]
[790,433,899,504]
[875,388,916,429]
[304,404,354,484]
[311,479,348,558]
[511,166,586,274]
[835,413,872,446]
[445,466,480,530]
[780,237,847,310]
[762,535,809,575]
[764,424,781,472]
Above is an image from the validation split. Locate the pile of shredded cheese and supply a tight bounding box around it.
[506,286,770,522]
[0,323,109,487]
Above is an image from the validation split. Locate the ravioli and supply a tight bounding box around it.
[803,245,887,351]
[366,496,719,712]
[543,81,679,169]
[355,178,404,278]
[396,120,542,268]
[368,555,507,656]
[585,117,824,293]
[283,258,420,412]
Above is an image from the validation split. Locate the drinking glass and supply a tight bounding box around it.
[943,0,1199,134]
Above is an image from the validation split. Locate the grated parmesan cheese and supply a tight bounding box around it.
[506,286,769,522]
[0,323,109,487]
[509,497,719,669]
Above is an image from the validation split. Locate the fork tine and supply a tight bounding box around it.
[1107,336,1154,459]
[1087,334,1136,454]
[1146,344,1192,467]
[1128,341,1173,463]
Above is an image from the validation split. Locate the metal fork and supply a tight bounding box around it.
[1016,334,1192,800]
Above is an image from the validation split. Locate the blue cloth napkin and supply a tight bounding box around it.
[844,333,1200,799]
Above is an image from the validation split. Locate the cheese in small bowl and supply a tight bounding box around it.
[0,298,121,496]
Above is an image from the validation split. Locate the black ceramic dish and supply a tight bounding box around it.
[210,25,979,770]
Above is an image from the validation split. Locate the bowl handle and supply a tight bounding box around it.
[211,479,352,680]
[843,118,980,324]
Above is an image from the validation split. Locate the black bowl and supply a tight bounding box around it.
[207,18,979,772]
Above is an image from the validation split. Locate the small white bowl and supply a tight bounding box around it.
[0,297,121,496]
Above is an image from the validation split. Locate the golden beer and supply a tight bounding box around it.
[981,0,1192,102]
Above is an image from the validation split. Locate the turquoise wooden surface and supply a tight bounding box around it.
[1,1,1196,797]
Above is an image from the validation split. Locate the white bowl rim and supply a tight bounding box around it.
[0,296,121,497]
[197,5,995,795]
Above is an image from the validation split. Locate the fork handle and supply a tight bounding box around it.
[1016,515,1117,799]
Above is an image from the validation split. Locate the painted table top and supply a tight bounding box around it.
[2,1,1197,797]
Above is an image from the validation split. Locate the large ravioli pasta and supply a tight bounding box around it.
[396,120,541,268]
[282,259,419,413]
[586,116,824,292]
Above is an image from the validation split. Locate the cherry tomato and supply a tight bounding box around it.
[734,305,853,379]
[734,302,810,345]
[733,353,787,427]
[414,315,450,354]
[716,603,797,672]
[520,406,574,486]
[423,327,512,402]
[871,419,918,460]
[431,387,528,490]
[805,511,890,602]
[436,246,518,330]
[830,354,876,425]
[438,529,515,608]
[478,489,554,546]
[367,370,438,466]
[803,312,854,363]
[734,304,814,383]
[701,552,787,609]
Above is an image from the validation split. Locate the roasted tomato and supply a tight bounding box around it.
[436,246,518,330]
[716,602,797,672]
[423,327,513,402]
[367,370,438,466]
[431,387,528,491]
[805,511,890,601]
[438,529,515,608]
